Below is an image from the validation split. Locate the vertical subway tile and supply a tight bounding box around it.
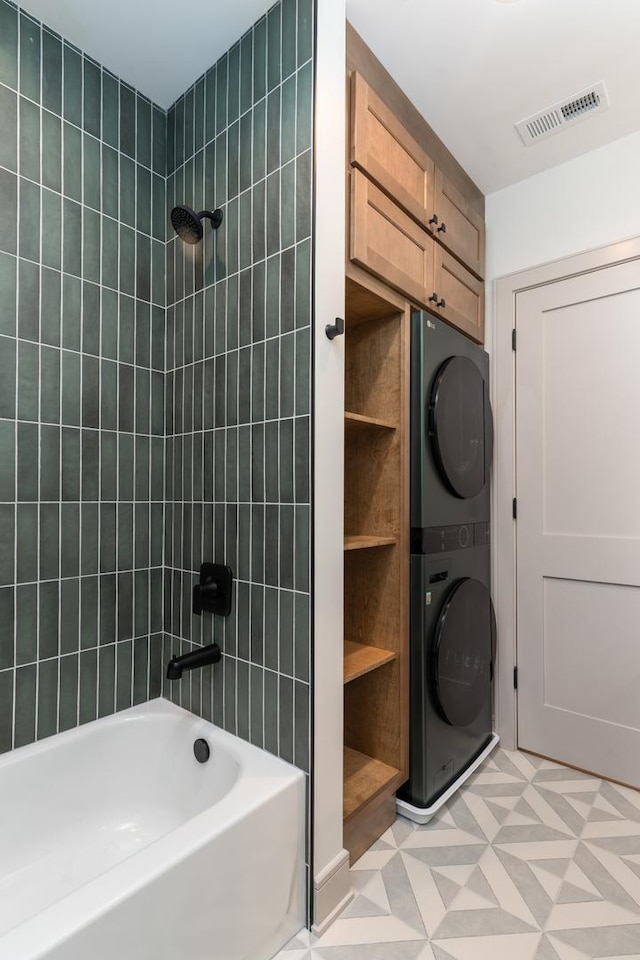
[282,0,297,80]
[98,644,116,717]
[63,43,82,125]
[79,648,98,723]
[0,0,19,89]
[60,578,80,655]
[42,110,62,192]
[0,421,15,502]
[120,84,136,158]
[0,669,13,752]
[16,584,37,665]
[83,57,101,137]
[0,252,17,336]
[16,503,37,584]
[59,653,79,731]
[0,86,17,172]
[0,587,15,670]
[38,581,60,660]
[42,28,62,114]
[0,170,17,255]
[19,12,41,103]
[15,663,36,748]
[37,657,59,741]
[278,675,294,763]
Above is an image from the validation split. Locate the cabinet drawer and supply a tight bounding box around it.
[351,169,434,306]
[350,72,435,233]
[433,245,485,343]
[435,168,485,279]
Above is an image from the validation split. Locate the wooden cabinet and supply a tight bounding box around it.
[351,169,484,343]
[433,245,485,344]
[350,71,436,235]
[342,276,409,864]
[434,168,485,281]
[351,169,434,307]
[348,70,486,341]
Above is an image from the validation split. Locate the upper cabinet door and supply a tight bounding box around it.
[351,169,434,308]
[350,72,436,234]
[434,168,485,280]
[434,245,485,344]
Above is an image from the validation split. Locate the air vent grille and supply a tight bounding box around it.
[515,82,609,146]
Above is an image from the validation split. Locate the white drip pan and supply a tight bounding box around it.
[396,733,500,825]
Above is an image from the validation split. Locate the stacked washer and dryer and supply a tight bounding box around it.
[397,310,498,824]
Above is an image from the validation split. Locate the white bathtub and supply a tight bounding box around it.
[0,699,306,960]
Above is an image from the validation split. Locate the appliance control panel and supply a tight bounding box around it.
[412,522,490,555]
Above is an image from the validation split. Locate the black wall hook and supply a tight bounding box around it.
[325,317,345,341]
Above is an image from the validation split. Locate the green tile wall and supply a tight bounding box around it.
[0,4,316,886]
[162,0,313,784]
[0,0,167,752]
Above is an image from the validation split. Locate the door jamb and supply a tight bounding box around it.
[491,235,640,751]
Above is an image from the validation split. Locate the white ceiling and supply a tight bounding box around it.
[17,0,273,109]
[347,0,640,194]
[18,0,640,194]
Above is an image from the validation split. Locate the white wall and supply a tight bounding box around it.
[486,129,640,282]
[312,0,351,933]
[486,128,640,750]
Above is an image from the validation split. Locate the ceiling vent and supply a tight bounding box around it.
[515,82,610,146]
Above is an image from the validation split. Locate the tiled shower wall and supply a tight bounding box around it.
[0,0,167,752]
[162,0,313,779]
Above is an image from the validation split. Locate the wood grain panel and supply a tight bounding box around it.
[351,71,435,232]
[345,310,401,423]
[344,784,398,864]
[351,170,434,306]
[434,245,485,343]
[344,641,396,683]
[345,662,404,770]
[435,167,486,279]
[345,411,397,431]
[344,535,397,551]
[343,746,400,819]
[347,23,484,218]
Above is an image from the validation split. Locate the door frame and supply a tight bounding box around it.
[491,234,640,751]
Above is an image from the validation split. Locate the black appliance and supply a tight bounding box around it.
[398,311,496,822]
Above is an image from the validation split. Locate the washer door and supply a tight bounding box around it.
[429,356,493,499]
[432,577,493,727]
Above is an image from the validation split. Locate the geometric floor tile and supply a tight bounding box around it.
[276,748,640,960]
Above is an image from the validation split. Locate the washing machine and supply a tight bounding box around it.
[397,536,497,822]
[398,311,497,823]
[410,309,493,543]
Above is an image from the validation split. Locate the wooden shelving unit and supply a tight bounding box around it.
[344,641,396,684]
[344,535,396,551]
[345,411,397,431]
[344,747,401,819]
[342,273,409,864]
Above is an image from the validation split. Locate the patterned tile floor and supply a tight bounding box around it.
[279,748,640,960]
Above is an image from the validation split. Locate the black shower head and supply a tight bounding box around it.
[171,205,223,244]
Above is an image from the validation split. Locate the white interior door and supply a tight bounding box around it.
[516,258,640,786]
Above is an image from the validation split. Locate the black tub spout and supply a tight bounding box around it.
[166,643,221,680]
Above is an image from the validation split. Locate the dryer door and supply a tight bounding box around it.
[431,577,493,727]
[429,356,493,499]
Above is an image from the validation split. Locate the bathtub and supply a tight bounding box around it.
[0,699,306,960]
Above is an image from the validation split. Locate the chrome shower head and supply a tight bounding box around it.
[170,205,223,244]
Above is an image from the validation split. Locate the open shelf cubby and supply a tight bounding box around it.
[342,274,409,862]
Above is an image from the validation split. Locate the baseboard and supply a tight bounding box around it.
[311,849,352,936]
[396,733,500,825]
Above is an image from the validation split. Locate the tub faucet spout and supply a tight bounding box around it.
[166,643,221,680]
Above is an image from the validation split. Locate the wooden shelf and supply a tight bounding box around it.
[344,641,396,684]
[344,747,401,820]
[344,535,396,551]
[345,411,397,431]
